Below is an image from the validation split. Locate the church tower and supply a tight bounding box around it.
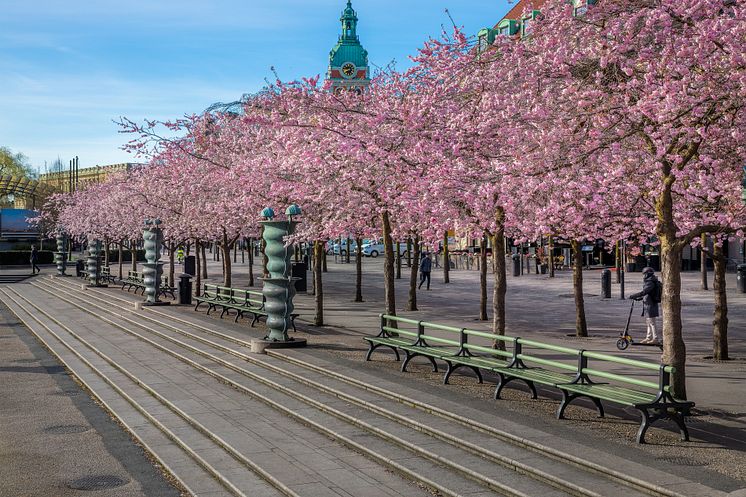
[327,1,370,93]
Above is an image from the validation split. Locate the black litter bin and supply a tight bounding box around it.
[738,264,746,294]
[512,254,521,277]
[178,274,193,305]
[291,262,307,292]
[75,259,85,277]
[601,269,612,298]
[183,255,196,276]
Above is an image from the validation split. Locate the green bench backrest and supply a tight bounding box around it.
[381,313,674,393]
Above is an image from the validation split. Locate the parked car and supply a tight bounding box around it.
[362,242,408,258]
[328,238,379,256]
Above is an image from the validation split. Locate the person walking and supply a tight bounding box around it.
[418,252,432,290]
[30,245,40,275]
[630,267,661,344]
[176,246,185,264]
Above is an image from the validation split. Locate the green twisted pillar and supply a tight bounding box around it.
[87,236,106,287]
[142,219,169,306]
[54,232,68,276]
[258,205,306,348]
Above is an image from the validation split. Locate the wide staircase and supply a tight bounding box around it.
[0,277,726,497]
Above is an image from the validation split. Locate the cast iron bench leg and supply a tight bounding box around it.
[495,375,537,400]
[364,342,400,362]
[670,410,690,441]
[250,312,259,327]
[234,310,242,323]
[443,363,483,385]
[194,301,202,311]
[557,390,579,419]
[636,407,652,444]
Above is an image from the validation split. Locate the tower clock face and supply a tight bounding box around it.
[341,62,356,78]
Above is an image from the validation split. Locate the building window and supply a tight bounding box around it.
[521,17,532,37]
[574,5,588,16]
[499,25,511,36]
[478,34,488,53]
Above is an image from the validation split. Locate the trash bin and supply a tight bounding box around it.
[738,264,746,294]
[291,262,307,292]
[601,269,612,298]
[183,255,196,276]
[512,254,521,277]
[75,259,85,277]
[178,273,193,305]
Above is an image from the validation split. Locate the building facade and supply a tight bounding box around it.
[37,162,139,193]
[326,1,370,93]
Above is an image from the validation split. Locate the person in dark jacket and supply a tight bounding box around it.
[30,245,40,274]
[630,267,660,344]
[418,252,432,290]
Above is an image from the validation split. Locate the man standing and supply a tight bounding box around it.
[418,252,432,290]
[630,267,661,344]
[30,245,40,275]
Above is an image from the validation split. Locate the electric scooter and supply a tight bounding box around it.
[616,299,663,351]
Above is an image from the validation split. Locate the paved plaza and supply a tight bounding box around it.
[0,256,744,497]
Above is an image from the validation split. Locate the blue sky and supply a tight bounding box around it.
[0,1,512,172]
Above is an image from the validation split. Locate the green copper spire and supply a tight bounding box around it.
[340,1,359,42]
[327,1,370,89]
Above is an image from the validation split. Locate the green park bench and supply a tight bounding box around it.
[120,270,176,299]
[194,283,299,332]
[364,314,694,444]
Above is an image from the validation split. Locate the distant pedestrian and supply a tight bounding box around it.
[630,267,662,344]
[176,246,185,263]
[30,245,40,274]
[418,252,432,290]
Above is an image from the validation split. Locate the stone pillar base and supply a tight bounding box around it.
[143,301,171,307]
[250,338,307,354]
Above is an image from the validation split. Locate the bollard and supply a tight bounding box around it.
[738,264,746,294]
[601,269,612,298]
[512,254,521,277]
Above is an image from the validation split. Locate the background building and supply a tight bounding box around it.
[326,1,370,92]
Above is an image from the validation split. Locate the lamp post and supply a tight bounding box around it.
[255,205,306,349]
[142,218,169,306]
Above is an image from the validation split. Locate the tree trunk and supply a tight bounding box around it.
[491,207,507,350]
[247,237,254,287]
[355,236,363,302]
[313,240,324,326]
[406,234,420,311]
[700,233,709,290]
[168,242,175,289]
[195,240,202,297]
[345,237,351,264]
[322,249,328,273]
[382,211,396,321]
[406,238,412,268]
[479,235,488,321]
[615,241,622,283]
[200,242,208,279]
[396,242,402,279]
[571,240,588,337]
[443,231,450,284]
[104,241,110,267]
[260,227,269,278]
[658,173,687,398]
[221,232,232,287]
[118,241,123,279]
[130,242,137,272]
[712,243,729,361]
[548,235,555,278]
